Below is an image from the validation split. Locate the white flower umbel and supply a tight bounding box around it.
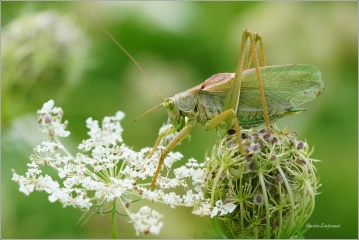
[12,100,236,237]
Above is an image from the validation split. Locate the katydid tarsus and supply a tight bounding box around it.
[96,19,324,190]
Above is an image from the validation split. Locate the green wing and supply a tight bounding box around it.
[237,64,323,126]
[198,64,324,128]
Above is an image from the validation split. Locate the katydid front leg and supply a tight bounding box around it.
[148,125,176,158]
[151,122,194,189]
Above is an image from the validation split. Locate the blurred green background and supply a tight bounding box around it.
[1,1,357,239]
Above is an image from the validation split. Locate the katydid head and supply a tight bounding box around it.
[163,90,198,131]
[164,88,201,131]
[134,96,185,131]
[162,97,184,131]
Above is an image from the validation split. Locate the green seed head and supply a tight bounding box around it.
[204,125,320,239]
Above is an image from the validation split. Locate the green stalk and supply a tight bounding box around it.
[211,164,225,206]
[277,182,283,238]
[277,165,295,237]
[239,175,245,234]
[111,200,118,239]
[258,171,271,238]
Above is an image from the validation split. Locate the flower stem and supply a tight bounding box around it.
[258,171,271,238]
[54,136,75,160]
[277,165,295,237]
[111,200,118,239]
[211,164,225,206]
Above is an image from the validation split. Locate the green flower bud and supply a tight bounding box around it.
[204,125,320,239]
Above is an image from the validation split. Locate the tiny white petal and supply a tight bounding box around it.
[192,202,212,217]
[41,99,54,113]
[115,111,125,121]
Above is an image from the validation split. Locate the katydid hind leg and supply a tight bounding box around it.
[223,29,249,128]
[244,32,266,70]
[247,30,270,128]
[223,29,267,126]
[221,29,270,153]
[256,33,266,67]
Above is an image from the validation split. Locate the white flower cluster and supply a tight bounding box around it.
[12,100,236,236]
[130,206,163,235]
[37,100,69,137]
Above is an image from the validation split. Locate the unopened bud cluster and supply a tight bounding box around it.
[203,126,320,238]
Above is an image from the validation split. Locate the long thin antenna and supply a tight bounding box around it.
[92,14,163,100]
[134,104,162,121]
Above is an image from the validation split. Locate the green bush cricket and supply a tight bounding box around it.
[95,19,324,190]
